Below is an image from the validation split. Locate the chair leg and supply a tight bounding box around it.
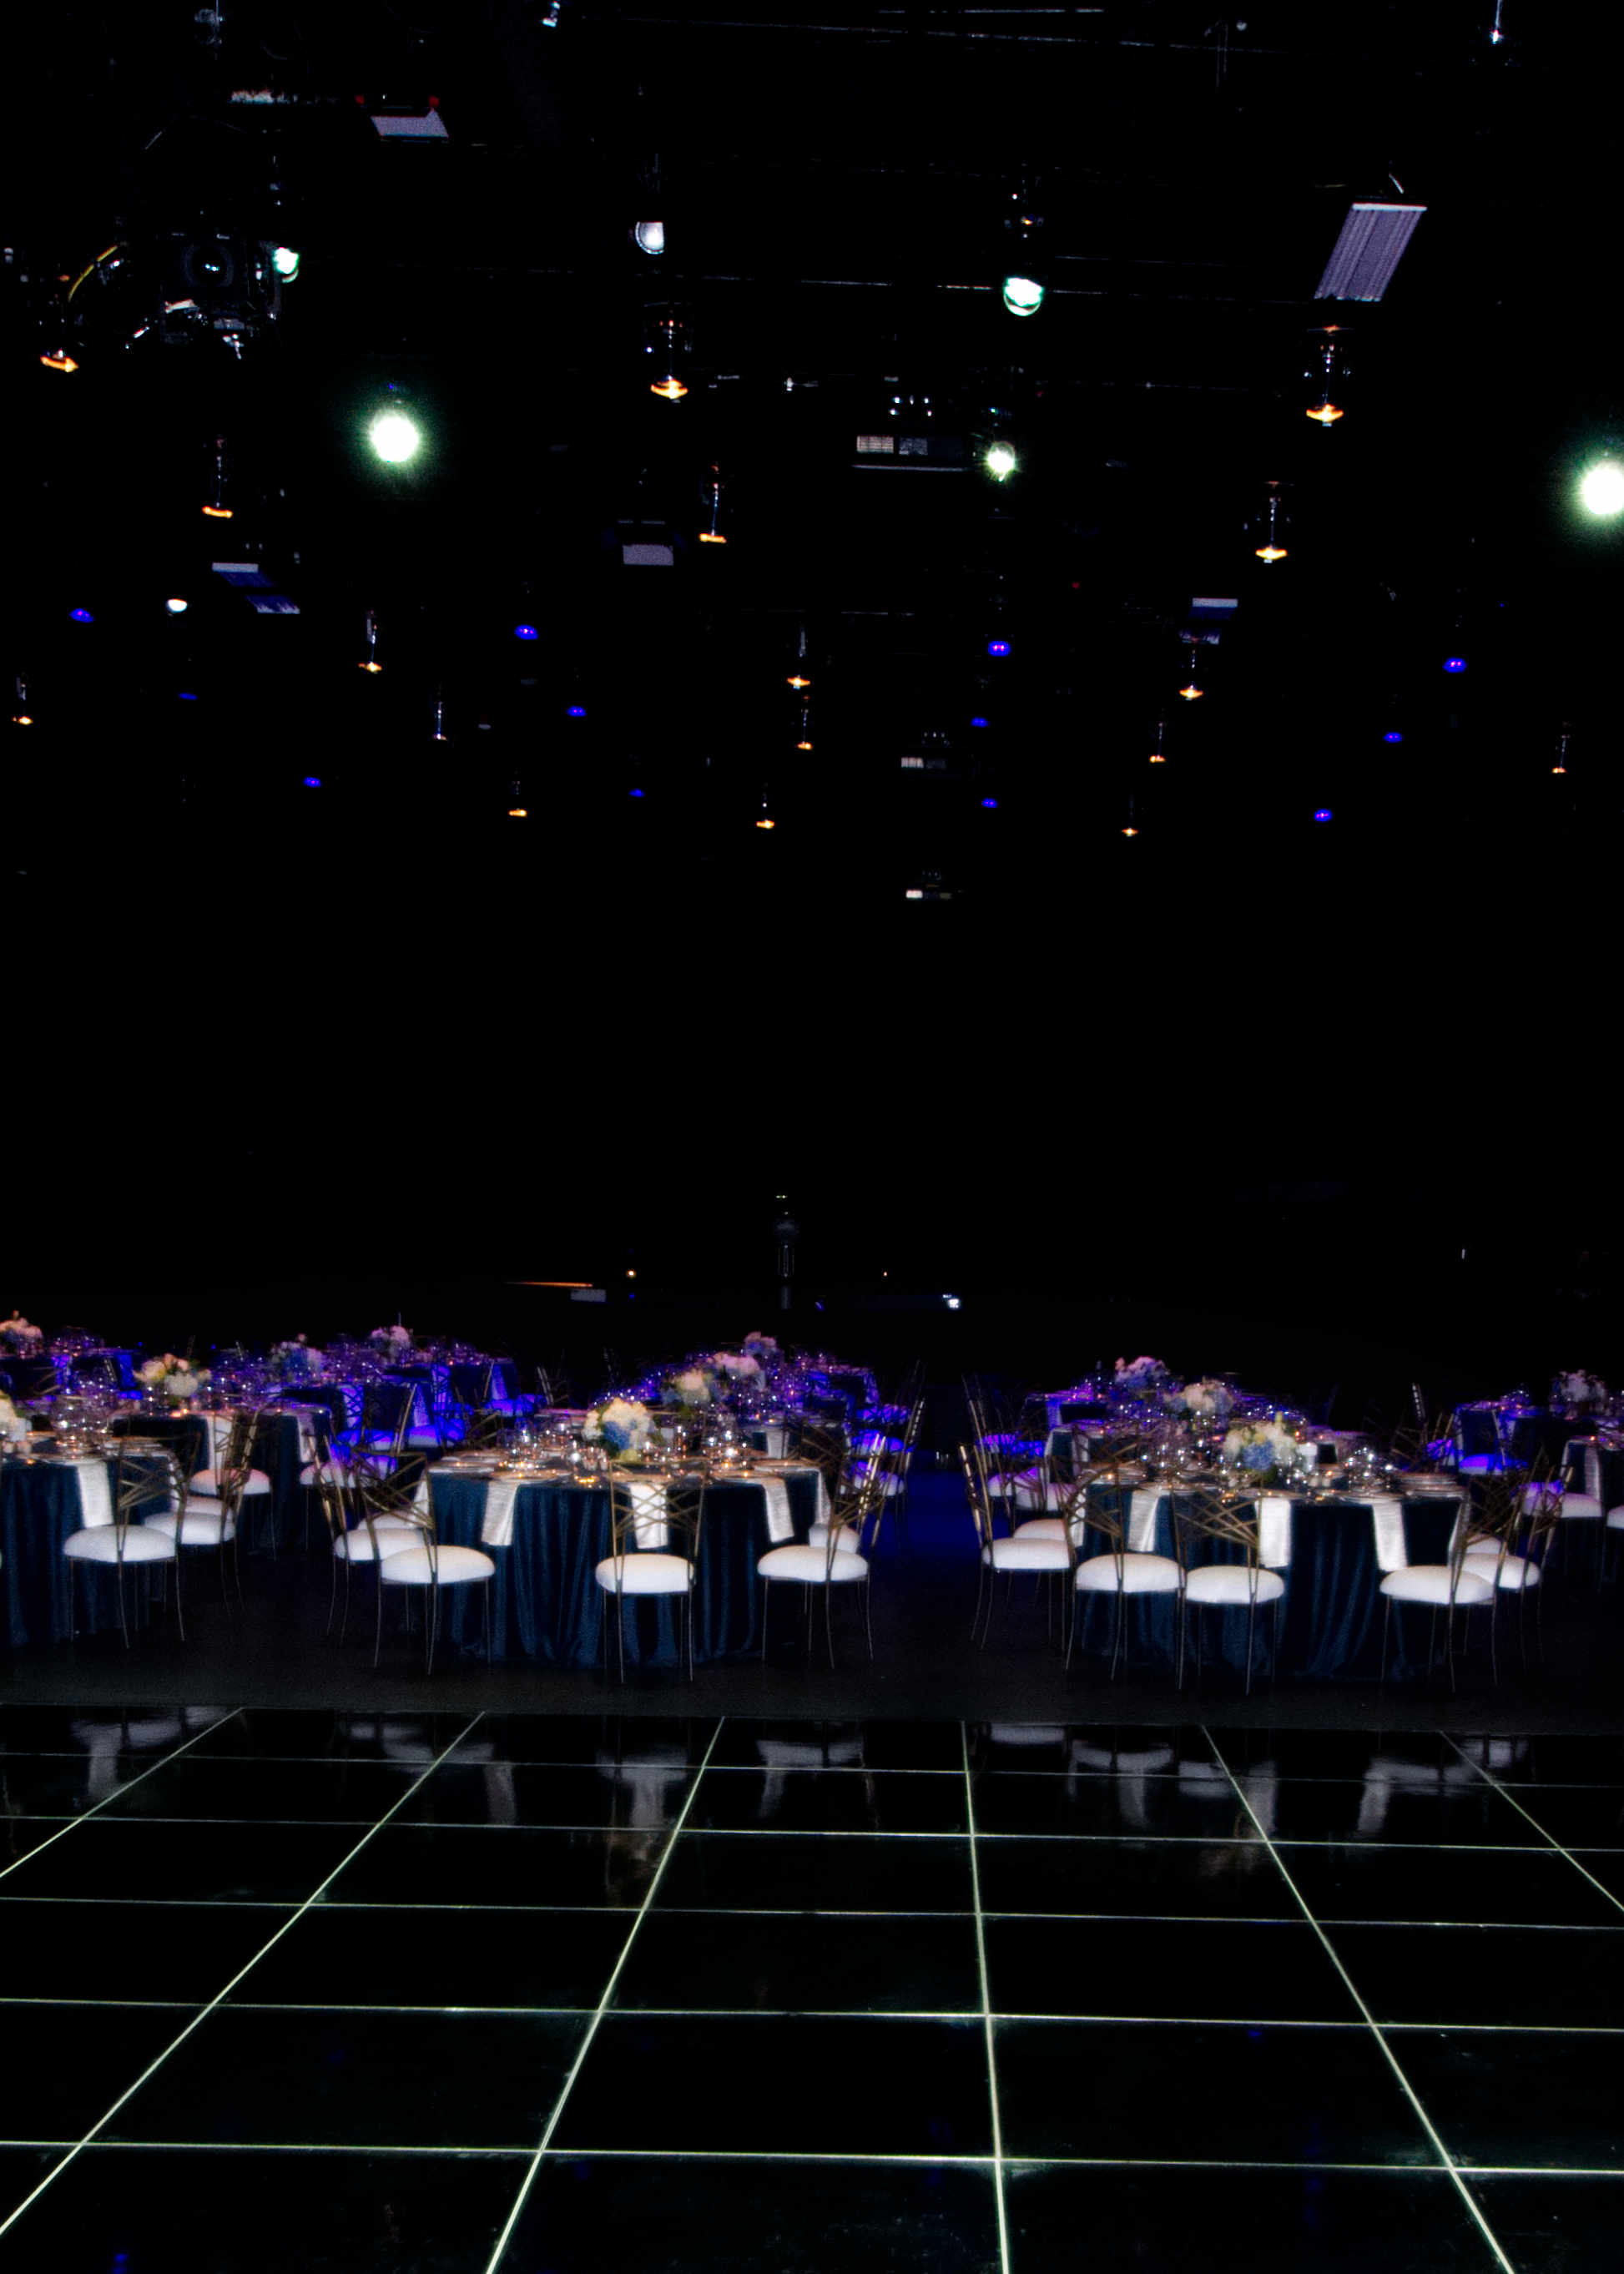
[426,1582,438,1677]
[1243,1592,1258,1699]
[114,1555,129,1651]
[863,1574,875,1661]
[373,1566,386,1669]
[971,1559,989,1641]
[1379,1593,1391,1687]
[760,1578,770,1661]
[804,1581,815,1660]
[824,1581,835,1670]
[615,1585,626,1684]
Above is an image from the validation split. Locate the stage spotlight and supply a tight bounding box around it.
[633,222,665,255]
[270,246,300,280]
[369,408,421,463]
[165,597,189,614]
[984,441,1018,481]
[1579,459,1624,517]
[1001,272,1045,317]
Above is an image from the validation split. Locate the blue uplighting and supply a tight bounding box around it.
[177,691,198,701]
[302,776,322,788]
[68,608,94,623]
[1313,808,1334,823]
[986,639,1011,658]
[1443,657,1466,673]
[515,624,539,641]
[567,704,587,718]
[1383,730,1405,744]
[970,716,988,729]
[981,797,999,809]
[628,787,645,799]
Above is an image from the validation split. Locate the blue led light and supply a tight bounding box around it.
[302,776,322,788]
[970,716,988,729]
[1443,657,1466,673]
[68,608,94,623]
[177,691,198,701]
[981,797,999,809]
[515,624,539,641]
[986,639,1011,658]
[1313,808,1334,823]
[1383,730,1405,744]
[567,704,587,718]
[628,787,645,799]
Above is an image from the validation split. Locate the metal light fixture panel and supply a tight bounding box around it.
[1315,203,1425,301]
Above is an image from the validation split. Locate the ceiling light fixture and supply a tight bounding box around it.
[1304,327,1349,425]
[1314,202,1425,302]
[369,407,421,463]
[1254,482,1289,562]
[787,623,811,688]
[699,465,728,543]
[647,307,690,401]
[39,341,78,373]
[358,609,382,673]
[1001,179,1047,315]
[165,596,189,615]
[270,246,300,280]
[1579,459,1624,517]
[633,221,665,255]
[795,703,812,751]
[201,435,234,517]
[984,441,1018,481]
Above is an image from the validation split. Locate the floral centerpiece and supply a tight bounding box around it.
[0,1392,31,1443]
[272,1335,325,1383]
[583,1397,656,1460]
[370,1325,413,1360]
[1172,1377,1234,1421]
[714,1350,764,1386]
[1222,1417,1313,1489]
[2,1313,43,1351]
[743,1332,780,1363]
[1114,1354,1169,1401]
[138,1354,213,1402]
[664,1364,717,1409]
[1554,1370,1607,1412]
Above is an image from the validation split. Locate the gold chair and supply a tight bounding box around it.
[62,1442,184,1649]
[366,1471,496,1675]
[595,1471,706,1682]
[1067,1447,1182,1678]
[960,1440,1077,1653]
[758,1463,884,1667]
[1172,1485,1287,1696]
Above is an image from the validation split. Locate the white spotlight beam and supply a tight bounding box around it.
[1314,202,1425,302]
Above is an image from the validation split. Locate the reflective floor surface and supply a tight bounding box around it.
[0,1707,1620,2270]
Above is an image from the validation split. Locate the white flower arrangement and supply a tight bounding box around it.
[583,1397,655,1457]
[1556,1369,1607,1408]
[2,1313,43,1348]
[743,1332,780,1360]
[1173,1377,1234,1419]
[0,1392,30,1442]
[714,1351,763,1382]
[1114,1355,1168,1384]
[370,1324,412,1349]
[665,1366,715,1408]
[1223,1418,1311,1482]
[273,1336,325,1379]
[138,1353,213,1400]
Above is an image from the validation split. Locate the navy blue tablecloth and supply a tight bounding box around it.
[2,1456,154,1650]
[1071,1490,1466,1682]
[422,1466,821,1666]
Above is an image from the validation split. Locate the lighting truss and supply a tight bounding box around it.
[1314,203,1425,302]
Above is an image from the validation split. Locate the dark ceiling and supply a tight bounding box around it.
[6,4,1620,1303]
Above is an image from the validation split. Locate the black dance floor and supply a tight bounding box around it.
[0,1707,1620,2271]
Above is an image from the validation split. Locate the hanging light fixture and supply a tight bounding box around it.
[1178,638,1205,700]
[795,703,813,751]
[698,465,728,544]
[1253,481,1289,562]
[1001,179,1047,316]
[786,623,812,690]
[755,785,775,829]
[11,674,33,726]
[1122,795,1139,838]
[1304,327,1349,425]
[1551,723,1571,776]
[201,436,234,518]
[39,337,78,373]
[647,307,690,401]
[1148,717,1168,764]
[431,689,449,742]
[358,609,383,673]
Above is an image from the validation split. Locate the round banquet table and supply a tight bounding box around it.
[1067,1487,1466,1682]
[2,1450,171,1650]
[420,1464,824,1666]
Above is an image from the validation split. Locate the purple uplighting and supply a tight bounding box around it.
[515,624,539,641]
[970,716,988,729]
[68,608,94,623]
[628,787,645,799]
[981,796,998,809]
[986,639,1011,658]
[1383,730,1405,744]
[1313,807,1334,822]
[302,775,322,788]
[567,704,587,718]
[1443,657,1466,673]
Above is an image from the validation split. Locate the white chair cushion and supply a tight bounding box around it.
[758,1542,870,1584]
[335,1524,421,1562]
[1183,1565,1287,1607]
[1463,1546,1541,1591]
[1609,1506,1624,1530]
[379,1544,497,1586]
[984,1537,1072,1572]
[1379,1565,1495,1606]
[1540,1492,1601,1521]
[1013,1517,1068,1540]
[144,1509,238,1545]
[63,1526,176,1564]
[809,1520,865,1555]
[1454,1455,1503,1475]
[1074,1551,1182,1595]
[190,1467,270,1496]
[593,1552,696,1596]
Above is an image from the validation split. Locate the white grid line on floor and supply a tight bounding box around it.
[0,1711,487,2247]
[0,1710,245,1888]
[1441,1732,1624,1920]
[480,1717,728,2274]
[962,1722,1012,2274]
[1202,1725,1519,2274]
